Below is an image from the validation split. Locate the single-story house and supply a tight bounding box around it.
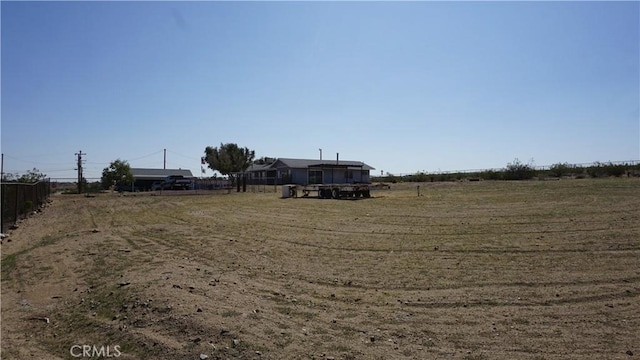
[128,168,195,191]
[245,158,375,185]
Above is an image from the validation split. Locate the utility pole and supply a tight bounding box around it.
[164,149,166,170]
[75,150,85,194]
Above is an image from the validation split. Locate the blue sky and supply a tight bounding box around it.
[1,1,638,180]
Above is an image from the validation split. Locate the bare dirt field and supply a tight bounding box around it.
[1,179,639,359]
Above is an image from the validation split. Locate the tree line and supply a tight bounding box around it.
[1,168,47,183]
[374,159,640,183]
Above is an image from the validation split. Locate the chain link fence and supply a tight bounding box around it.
[1,180,51,233]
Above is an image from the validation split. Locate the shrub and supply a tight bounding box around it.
[585,162,627,178]
[586,162,604,178]
[604,163,626,177]
[549,162,572,177]
[22,200,34,214]
[504,158,536,180]
[405,172,430,182]
[84,181,102,193]
[479,170,502,180]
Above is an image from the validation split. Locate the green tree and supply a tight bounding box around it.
[203,143,255,184]
[101,159,134,189]
[1,172,15,181]
[16,168,47,183]
[253,156,276,165]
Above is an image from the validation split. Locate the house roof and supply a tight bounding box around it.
[246,158,375,171]
[246,163,273,172]
[130,168,194,180]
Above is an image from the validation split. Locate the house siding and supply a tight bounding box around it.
[317,168,370,184]
[361,170,370,183]
[322,168,344,184]
[290,168,307,184]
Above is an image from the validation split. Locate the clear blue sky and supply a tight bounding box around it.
[1,1,638,180]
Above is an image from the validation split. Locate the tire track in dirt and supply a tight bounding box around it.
[83,200,188,270]
[262,281,639,345]
[119,226,258,282]
[230,204,639,222]
[256,235,640,253]
[292,275,640,292]
[377,207,640,218]
[400,289,639,309]
[220,212,638,237]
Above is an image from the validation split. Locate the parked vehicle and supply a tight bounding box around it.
[151,182,163,191]
[162,175,191,190]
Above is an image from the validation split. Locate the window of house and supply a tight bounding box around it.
[308,170,323,184]
[345,170,353,179]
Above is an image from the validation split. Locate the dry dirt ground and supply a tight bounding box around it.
[1,179,639,360]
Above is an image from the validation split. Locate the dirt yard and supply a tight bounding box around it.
[1,179,639,359]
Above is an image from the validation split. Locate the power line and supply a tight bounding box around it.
[166,149,200,161]
[4,168,75,174]
[127,149,165,162]
[2,153,72,166]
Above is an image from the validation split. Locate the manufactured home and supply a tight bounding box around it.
[245,158,374,186]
